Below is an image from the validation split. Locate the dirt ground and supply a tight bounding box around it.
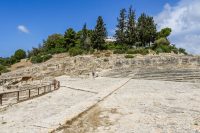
[62,79,200,133]
[0,76,129,133]
[0,76,200,133]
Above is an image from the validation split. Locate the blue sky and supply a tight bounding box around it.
[0,0,182,57]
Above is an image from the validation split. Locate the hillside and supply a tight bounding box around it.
[1,53,200,132]
[1,53,200,80]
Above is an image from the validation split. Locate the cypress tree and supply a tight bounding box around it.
[81,23,89,50]
[146,16,157,46]
[91,16,107,50]
[126,6,137,48]
[64,28,77,50]
[137,13,147,47]
[115,8,127,45]
[137,13,157,47]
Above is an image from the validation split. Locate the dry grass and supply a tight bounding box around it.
[63,106,116,133]
[63,106,102,133]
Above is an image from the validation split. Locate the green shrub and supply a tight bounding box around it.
[48,48,67,54]
[113,49,126,54]
[31,55,43,63]
[69,47,84,56]
[126,49,135,54]
[115,44,128,50]
[172,49,179,54]
[129,48,149,55]
[154,44,179,54]
[179,48,187,55]
[160,45,172,53]
[14,49,26,61]
[89,48,95,54]
[125,54,135,58]
[106,42,116,50]
[31,54,52,64]
[155,38,170,46]
[9,56,18,64]
[155,48,163,54]
[42,54,52,61]
[0,65,9,73]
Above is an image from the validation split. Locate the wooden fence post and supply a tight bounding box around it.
[0,94,2,105]
[58,81,60,89]
[17,91,19,102]
[38,88,40,95]
[29,89,31,98]
[54,81,56,90]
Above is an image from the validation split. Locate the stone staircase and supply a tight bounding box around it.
[132,68,200,83]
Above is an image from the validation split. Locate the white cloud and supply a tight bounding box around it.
[155,0,200,54]
[17,25,29,34]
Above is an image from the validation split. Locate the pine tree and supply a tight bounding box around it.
[146,16,157,46]
[81,23,89,50]
[115,8,127,45]
[137,13,157,47]
[126,6,137,47]
[91,16,107,50]
[137,13,147,47]
[64,28,77,50]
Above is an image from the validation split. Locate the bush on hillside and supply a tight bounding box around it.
[126,49,135,54]
[154,44,180,54]
[68,47,84,56]
[14,49,26,61]
[31,54,52,64]
[154,38,170,46]
[178,48,187,55]
[31,55,43,63]
[0,65,9,73]
[9,56,18,64]
[129,48,149,55]
[48,48,67,54]
[113,49,126,54]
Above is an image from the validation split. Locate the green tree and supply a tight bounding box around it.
[27,47,41,58]
[14,49,26,61]
[81,23,87,44]
[137,13,157,47]
[91,16,107,50]
[157,27,172,39]
[126,6,137,47]
[115,8,127,45]
[43,34,65,50]
[155,37,170,46]
[0,58,7,66]
[79,23,91,50]
[64,28,77,50]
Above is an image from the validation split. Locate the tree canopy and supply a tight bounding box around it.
[14,49,26,61]
[115,8,127,45]
[91,16,107,50]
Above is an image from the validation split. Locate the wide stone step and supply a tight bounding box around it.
[133,74,200,79]
[136,70,200,76]
[132,76,200,82]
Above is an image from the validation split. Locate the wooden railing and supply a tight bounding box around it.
[0,80,60,106]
